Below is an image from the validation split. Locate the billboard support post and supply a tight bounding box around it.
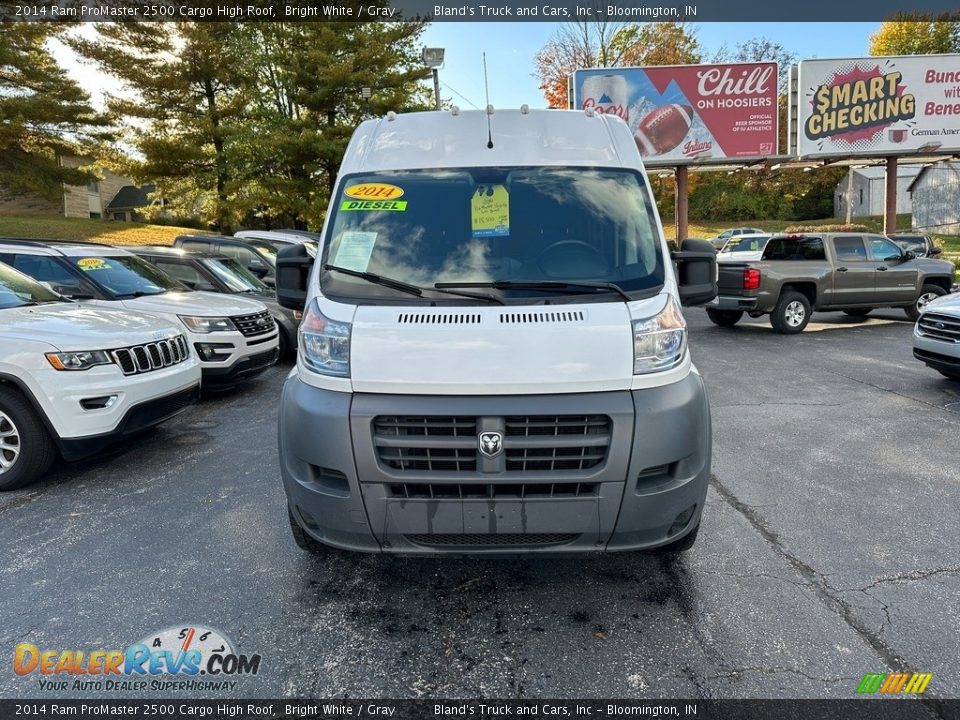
[885,156,898,235]
[675,165,689,241]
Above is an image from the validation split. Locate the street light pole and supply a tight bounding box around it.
[422,47,445,111]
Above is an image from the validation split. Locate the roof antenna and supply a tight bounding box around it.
[483,52,494,149]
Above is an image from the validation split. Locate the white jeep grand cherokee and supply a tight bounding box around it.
[0,262,202,491]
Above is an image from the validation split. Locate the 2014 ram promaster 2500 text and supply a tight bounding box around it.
[709,232,955,334]
[275,108,718,556]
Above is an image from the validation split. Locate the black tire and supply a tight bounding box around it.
[705,309,744,327]
[0,387,57,491]
[843,309,871,317]
[654,524,699,554]
[770,290,812,334]
[905,284,947,321]
[288,506,330,557]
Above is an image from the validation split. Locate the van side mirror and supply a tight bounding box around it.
[276,244,312,311]
[671,238,718,306]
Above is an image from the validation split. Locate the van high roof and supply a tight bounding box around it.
[339,109,639,175]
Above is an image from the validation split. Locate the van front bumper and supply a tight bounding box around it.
[278,371,711,556]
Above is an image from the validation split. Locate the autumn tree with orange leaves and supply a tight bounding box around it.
[533,21,701,108]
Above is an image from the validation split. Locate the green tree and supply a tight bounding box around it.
[610,22,701,66]
[869,13,960,55]
[0,25,111,200]
[73,23,251,231]
[236,21,430,228]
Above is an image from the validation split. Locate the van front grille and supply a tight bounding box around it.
[372,415,611,475]
[406,533,579,547]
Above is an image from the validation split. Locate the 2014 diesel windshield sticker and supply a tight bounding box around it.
[341,182,407,212]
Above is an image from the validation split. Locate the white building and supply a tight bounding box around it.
[833,165,922,219]
[908,162,960,235]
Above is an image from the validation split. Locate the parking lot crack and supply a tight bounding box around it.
[824,369,960,416]
[854,564,960,591]
[709,475,912,674]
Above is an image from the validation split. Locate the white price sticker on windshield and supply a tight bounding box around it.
[333,231,378,272]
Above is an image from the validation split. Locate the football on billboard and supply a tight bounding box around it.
[634,104,695,157]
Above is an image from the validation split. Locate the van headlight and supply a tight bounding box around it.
[632,295,687,374]
[299,300,351,377]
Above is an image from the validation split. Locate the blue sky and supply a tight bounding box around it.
[421,22,880,109]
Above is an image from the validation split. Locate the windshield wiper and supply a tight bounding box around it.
[117,290,166,299]
[324,265,504,305]
[435,279,633,302]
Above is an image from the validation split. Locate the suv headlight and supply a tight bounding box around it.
[632,295,687,374]
[178,315,236,334]
[300,300,351,377]
[46,350,113,371]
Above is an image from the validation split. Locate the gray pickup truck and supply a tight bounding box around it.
[708,233,955,333]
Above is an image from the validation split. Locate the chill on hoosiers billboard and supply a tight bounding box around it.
[570,62,778,166]
[796,54,960,158]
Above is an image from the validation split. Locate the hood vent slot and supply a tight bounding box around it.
[397,313,481,325]
[500,311,585,324]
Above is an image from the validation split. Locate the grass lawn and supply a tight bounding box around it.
[0,214,197,246]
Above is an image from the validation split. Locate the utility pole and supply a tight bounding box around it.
[422,48,445,111]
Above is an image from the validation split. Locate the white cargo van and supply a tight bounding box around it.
[0,262,201,490]
[276,108,717,556]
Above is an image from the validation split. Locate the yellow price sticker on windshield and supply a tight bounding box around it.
[77,258,109,271]
[471,184,510,237]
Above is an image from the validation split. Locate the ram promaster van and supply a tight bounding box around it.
[276,108,717,556]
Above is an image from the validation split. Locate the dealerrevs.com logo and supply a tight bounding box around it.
[13,625,261,693]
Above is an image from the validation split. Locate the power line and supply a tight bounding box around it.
[440,81,480,110]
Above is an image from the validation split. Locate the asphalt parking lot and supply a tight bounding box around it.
[2,307,959,702]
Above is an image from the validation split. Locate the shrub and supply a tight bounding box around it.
[783,223,871,233]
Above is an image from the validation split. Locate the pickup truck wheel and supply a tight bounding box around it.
[770,291,811,334]
[843,309,871,317]
[654,524,699,554]
[905,284,947,321]
[0,388,56,491]
[288,506,330,557]
[705,309,743,327]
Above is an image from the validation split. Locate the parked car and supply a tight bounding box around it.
[0,239,279,388]
[0,261,201,490]
[889,234,943,258]
[717,233,771,262]
[275,108,718,558]
[234,229,323,246]
[174,235,279,287]
[129,246,301,358]
[708,233,955,333]
[709,227,765,251]
[914,293,960,381]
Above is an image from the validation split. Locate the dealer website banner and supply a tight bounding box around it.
[796,54,960,158]
[571,63,778,167]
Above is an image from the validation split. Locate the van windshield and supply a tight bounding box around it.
[321,168,665,303]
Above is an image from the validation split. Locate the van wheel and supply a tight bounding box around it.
[654,524,699,554]
[770,291,811,334]
[843,309,871,317]
[288,506,330,557]
[905,284,946,321]
[705,309,743,327]
[0,388,56,491]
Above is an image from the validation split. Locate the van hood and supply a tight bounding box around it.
[1,304,182,351]
[119,291,268,318]
[347,301,638,395]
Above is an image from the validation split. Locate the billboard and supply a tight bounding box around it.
[795,54,960,158]
[570,63,779,166]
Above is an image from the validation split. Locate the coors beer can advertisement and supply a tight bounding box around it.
[795,54,960,158]
[570,62,779,167]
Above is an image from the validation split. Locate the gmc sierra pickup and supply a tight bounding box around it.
[707,233,955,333]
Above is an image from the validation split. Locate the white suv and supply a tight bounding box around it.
[0,262,202,490]
[0,240,279,388]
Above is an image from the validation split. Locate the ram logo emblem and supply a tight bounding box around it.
[478,431,504,458]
